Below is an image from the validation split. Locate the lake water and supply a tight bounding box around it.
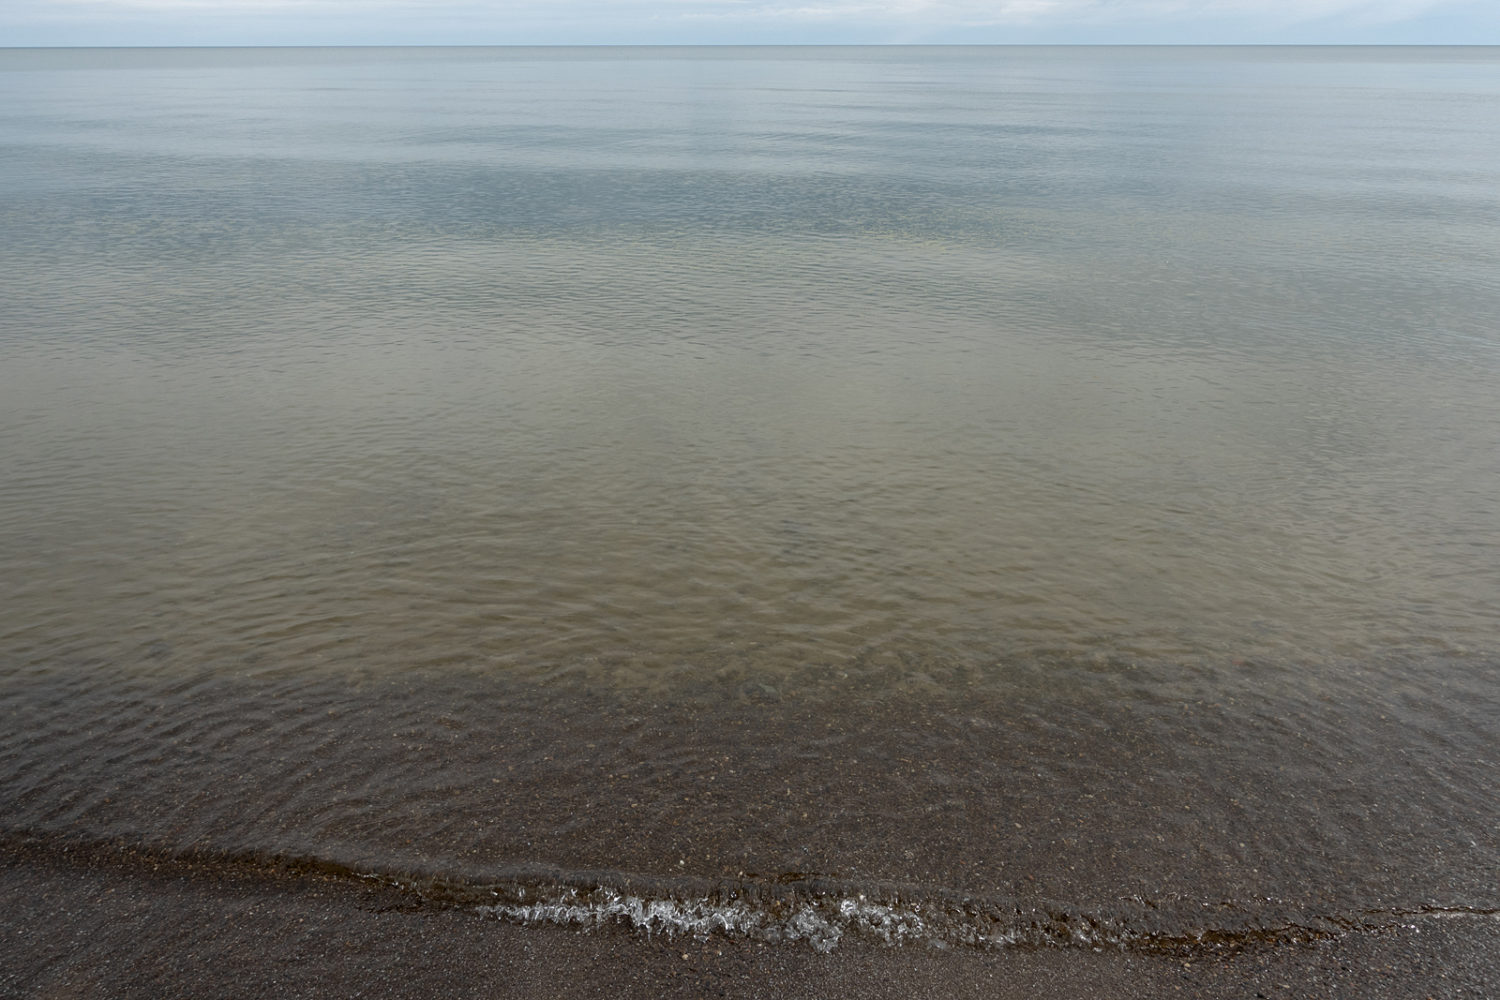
[1,46,1498,952]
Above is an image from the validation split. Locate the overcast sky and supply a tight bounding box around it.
[4,0,1498,46]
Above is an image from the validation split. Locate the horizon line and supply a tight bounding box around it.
[5,41,1498,49]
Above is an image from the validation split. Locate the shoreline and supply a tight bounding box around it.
[3,840,1495,999]
[7,831,1493,958]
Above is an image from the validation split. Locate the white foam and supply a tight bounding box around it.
[482,887,971,953]
[483,888,771,943]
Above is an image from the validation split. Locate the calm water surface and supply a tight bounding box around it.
[1,46,1498,951]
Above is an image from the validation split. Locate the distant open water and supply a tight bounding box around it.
[1,46,1498,953]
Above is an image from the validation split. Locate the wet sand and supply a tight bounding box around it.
[3,840,1496,999]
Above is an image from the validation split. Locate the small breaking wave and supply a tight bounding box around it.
[7,831,1496,955]
[375,867,1500,956]
[480,885,938,953]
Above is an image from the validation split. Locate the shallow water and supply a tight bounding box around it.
[1,46,1498,951]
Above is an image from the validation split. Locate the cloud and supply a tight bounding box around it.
[24,0,1475,18]
[717,0,1477,27]
[5,0,1494,43]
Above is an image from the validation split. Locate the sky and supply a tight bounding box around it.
[3,0,1498,47]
